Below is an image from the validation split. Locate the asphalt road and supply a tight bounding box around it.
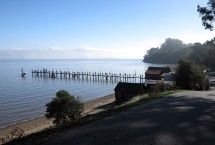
[44,89,215,145]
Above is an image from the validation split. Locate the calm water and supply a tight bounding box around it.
[0,59,175,128]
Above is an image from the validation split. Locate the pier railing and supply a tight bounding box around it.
[32,69,145,83]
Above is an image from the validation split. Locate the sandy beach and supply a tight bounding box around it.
[0,93,115,138]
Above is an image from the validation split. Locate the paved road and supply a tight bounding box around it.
[44,89,215,145]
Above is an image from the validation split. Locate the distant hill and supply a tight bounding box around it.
[143,37,215,69]
[143,38,192,64]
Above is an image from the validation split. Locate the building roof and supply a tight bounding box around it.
[145,70,162,75]
[148,67,171,73]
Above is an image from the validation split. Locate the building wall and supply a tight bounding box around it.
[115,88,146,103]
[145,74,161,80]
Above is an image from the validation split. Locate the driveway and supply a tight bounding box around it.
[44,89,215,145]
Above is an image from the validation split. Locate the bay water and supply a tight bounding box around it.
[0,59,175,128]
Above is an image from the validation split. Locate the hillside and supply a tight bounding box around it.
[143,38,192,64]
[143,38,215,69]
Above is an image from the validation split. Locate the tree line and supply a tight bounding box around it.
[143,37,215,70]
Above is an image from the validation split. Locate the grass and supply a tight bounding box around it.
[3,90,181,145]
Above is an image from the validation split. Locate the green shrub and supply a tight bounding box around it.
[202,77,210,90]
[45,90,83,126]
[176,60,210,90]
[148,82,173,97]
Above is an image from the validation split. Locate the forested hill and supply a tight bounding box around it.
[143,38,193,64]
[143,37,215,69]
[188,38,215,69]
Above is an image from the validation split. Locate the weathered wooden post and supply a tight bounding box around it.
[106,73,108,81]
[102,73,104,80]
[60,71,62,78]
[55,71,58,78]
[63,71,66,78]
[86,72,88,80]
[71,72,74,78]
[135,73,136,82]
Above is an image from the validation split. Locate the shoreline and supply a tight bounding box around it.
[0,93,115,137]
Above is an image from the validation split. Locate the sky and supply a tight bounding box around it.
[0,0,215,59]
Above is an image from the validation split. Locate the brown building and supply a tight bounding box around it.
[145,70,162,80]
[145,66,174,87]
[114,82,147,103]
[145,67,171,80]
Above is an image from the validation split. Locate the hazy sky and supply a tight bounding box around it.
[0,0,215,59]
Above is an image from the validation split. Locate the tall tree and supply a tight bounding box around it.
[187,38,215,69]
[176,60,209,90]
[197,0,215,30]
[160,38,186,52]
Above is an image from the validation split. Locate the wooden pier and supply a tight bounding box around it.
[31,69,145,83]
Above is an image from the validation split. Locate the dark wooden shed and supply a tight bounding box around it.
[114,82,147,103]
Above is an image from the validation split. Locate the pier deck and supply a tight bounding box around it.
[31,69,145,83]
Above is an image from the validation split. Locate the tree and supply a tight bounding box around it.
[188,43,207,66]
[45,90,83,126]
[197,0,215,30]
[176,60,209,90]
[187,38,215,69]
[143,38,192,64]
[160,38,186,51]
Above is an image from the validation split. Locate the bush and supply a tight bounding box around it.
[148,82,173,97]
[45,90,83,126]
[202,77,210,90]
[176,60,210,90]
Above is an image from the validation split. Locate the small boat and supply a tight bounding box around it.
[51,71,56,78]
